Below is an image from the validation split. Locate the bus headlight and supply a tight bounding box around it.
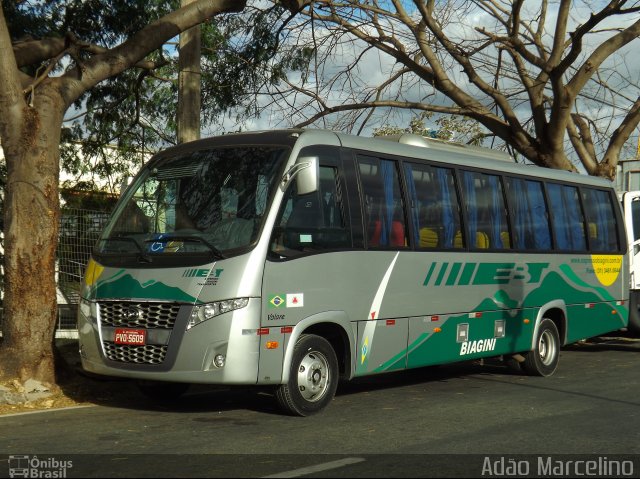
[187,298,249,330]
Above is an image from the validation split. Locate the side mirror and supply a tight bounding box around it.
[281,156,319,195]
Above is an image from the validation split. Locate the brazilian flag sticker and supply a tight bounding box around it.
[268,294,285,308]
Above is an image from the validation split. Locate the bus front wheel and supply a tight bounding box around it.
[276,334,338,416]
[522,318,560,377]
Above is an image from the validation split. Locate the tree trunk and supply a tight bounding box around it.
[593,160,616,181]
[177,0,202,144]
[539,145,578,174]
[0,87,63,385]
[0,0,249,387]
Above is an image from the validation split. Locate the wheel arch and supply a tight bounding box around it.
[532,300,567,349]
[281,311,354,384]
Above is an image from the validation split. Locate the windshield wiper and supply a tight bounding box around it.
[100,236,153,263]
[144,235,226,259]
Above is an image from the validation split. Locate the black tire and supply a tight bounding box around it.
[522,318,560,377]
[627,291,640,336]
[276,334,338,417]
[136,380,190,401]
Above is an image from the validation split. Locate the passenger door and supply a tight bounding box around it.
[259,146,353,383]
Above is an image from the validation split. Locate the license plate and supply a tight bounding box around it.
[114,328,146,345]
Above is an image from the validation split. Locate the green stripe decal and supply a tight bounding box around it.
[423,262,437,286]
[95,274,197,303]
[459,262,476,285]
[559,264,615,302]
[435,262,449,286]
[446,263,462,286]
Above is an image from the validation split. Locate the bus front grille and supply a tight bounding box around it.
[103,342,168,364]
[98,301,182,330]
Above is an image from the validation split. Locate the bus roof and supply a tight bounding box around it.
[372,133,514,162]
[325,130,614,189]
[150,129,614,190]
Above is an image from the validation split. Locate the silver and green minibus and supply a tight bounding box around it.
[78,129,629,415]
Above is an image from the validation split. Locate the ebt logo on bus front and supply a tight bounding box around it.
[591,255,623,286]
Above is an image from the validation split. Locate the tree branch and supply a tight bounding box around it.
[566,17,640,95]
[12,36,67,68]
[568,113,598,174]
[294,99,467,128]
[602,95,640,175]
[57,0,246,107]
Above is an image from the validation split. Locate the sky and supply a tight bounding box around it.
[210,0,640,166]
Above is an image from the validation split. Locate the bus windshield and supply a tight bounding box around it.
[95,145,290,265]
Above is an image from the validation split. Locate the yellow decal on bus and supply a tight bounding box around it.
[591,255,622,287]
[84,259,104,287]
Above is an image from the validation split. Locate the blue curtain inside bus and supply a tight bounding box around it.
[380,160,394,246]
[487,175,503,248]
[404,163,421,246]
[509,178,551,250]
[462,172,478,247]
[547,184,586,251]
[585,189,612,250]
[594,194,609,249]
[437,168,455,248]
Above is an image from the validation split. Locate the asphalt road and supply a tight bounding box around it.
[1,334,639,478]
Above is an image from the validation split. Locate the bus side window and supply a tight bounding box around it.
[270,165,350,257]
[504,177,551,251]
[547,183,587,251]
[581,188,620,252]
[358,156,407,249]
[404,162,462,249]
[460,170,510,250]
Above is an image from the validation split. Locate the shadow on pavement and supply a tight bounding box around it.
[54,328,638,416]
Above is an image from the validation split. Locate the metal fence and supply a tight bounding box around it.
[0,207,111,338]
[57,208,111,333]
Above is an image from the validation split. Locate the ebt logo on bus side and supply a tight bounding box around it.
[423,262,550,287]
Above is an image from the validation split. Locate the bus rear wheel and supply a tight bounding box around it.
[276,334,338,416]
[522,318,560,377]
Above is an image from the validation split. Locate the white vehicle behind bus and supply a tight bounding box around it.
[619,190,640,335]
